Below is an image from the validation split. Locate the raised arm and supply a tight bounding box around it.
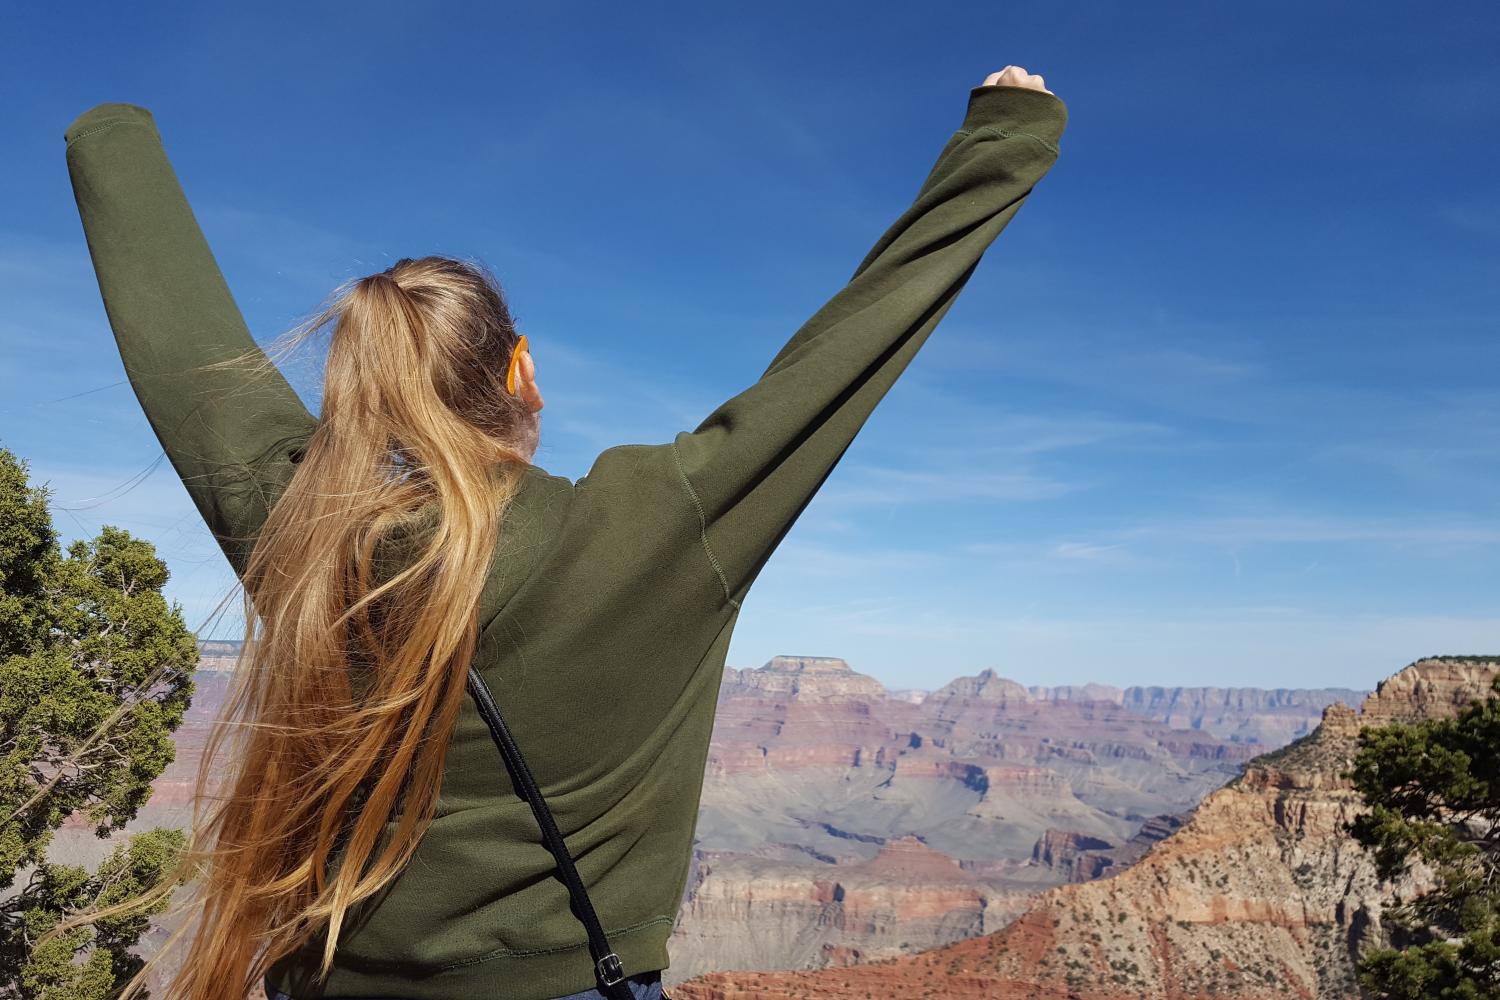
[670,75,1068,610]
[64,103,318,577]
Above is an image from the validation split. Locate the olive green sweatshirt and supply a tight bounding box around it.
[63,83,1066,999]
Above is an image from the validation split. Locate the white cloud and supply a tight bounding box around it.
[1122,514,1500,549]
[765,539,948,579]
[959,538,1141,572]
[817,463,1074,506]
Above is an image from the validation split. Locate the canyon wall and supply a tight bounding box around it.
[1028,681,1365,745]
[665,655,1352,982]
[672,657,1498,999]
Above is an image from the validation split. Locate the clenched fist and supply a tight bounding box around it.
[982,65,1053,96]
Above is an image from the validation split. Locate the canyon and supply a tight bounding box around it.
[669,655,1357,982]
[672,656,1499,998]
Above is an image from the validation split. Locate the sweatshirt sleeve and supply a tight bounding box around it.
[669,84,1068,609]
[64,102,319,577]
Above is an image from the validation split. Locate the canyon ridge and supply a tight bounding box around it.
[671,656,1499,999]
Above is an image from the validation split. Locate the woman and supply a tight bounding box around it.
[54,64,1065,1000]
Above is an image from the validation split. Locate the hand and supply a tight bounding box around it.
[982,65,1053,96]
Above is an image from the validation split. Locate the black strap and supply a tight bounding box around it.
[465,667,637,1000]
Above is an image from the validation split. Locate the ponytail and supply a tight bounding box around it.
[48,256,535,1000]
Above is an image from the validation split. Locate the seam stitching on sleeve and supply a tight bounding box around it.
[671,439,741,611]
[974,125,1060,156]
[66,119,152,148]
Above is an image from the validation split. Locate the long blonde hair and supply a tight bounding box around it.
[43,255,536,999]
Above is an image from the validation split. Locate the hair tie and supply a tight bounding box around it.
[505,334,529,396]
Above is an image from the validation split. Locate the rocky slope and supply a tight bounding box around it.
[671,656,1497,999]
[666,657,1347,982]
[1029,682,1365,745]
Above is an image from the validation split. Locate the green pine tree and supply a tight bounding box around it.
[1346,671,1500,999]
[0,446,196,999]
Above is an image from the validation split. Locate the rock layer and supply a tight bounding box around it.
[672,657,1496,998]
[667,656,1354,983]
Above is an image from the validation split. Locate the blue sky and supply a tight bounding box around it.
[3,1,1497,691]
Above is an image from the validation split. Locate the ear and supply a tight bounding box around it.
[515,346,543,413]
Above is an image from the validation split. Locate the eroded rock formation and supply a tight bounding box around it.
[672,657,1496,999]
[667,656,1354,982]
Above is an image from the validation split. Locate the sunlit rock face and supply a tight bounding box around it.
[672,657,1494,1000]
[666,655,1353,984]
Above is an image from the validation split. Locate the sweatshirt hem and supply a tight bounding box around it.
[960,124,1061,158]
[960,84,1067,149]
[64,102,158,147]
[264,916,675,1000]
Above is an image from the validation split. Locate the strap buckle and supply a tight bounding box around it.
[596,952,625,986]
